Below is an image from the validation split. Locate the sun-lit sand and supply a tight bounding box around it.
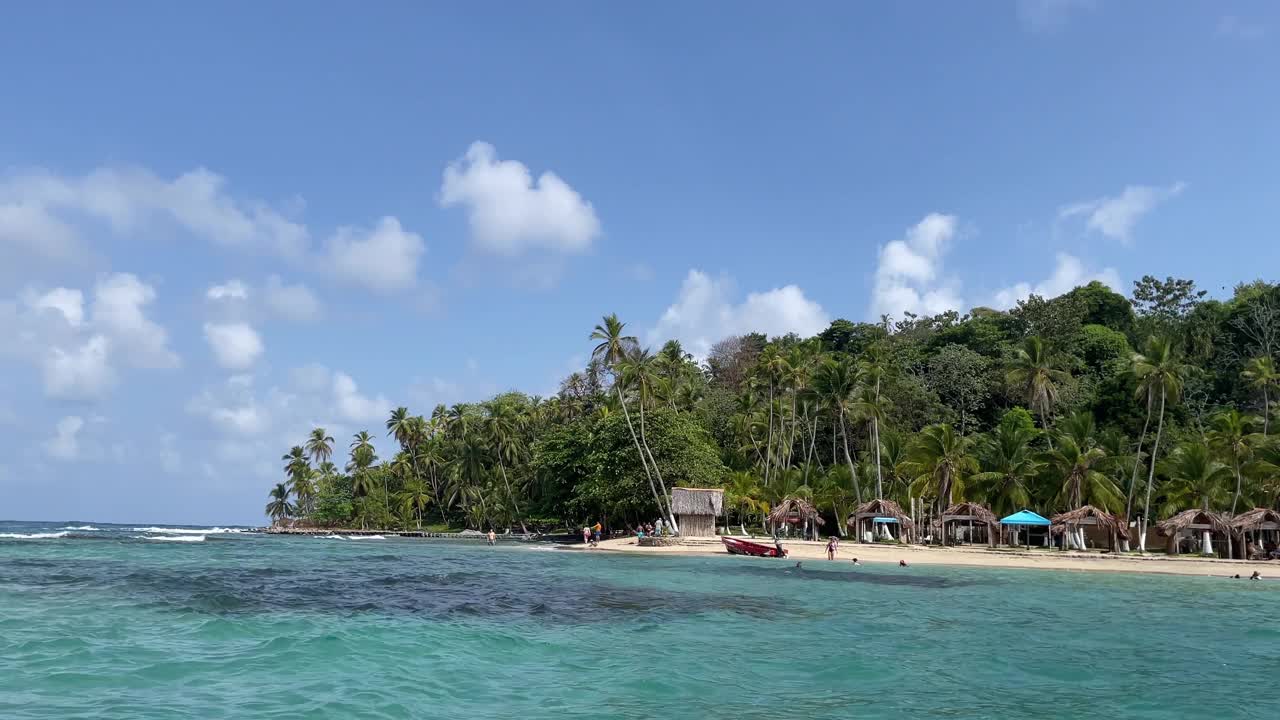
[579,535,1271,577]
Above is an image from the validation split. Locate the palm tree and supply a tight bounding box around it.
[265,482,294,524]
[1131,336,1187,551]
[815,465,858,538]
[1005,336,1068,437]
[1044,436,1122,514]
[1161,442,1233,556]
[349,431,385,526]
[618,348,672,518]
[859,353,888,499]
[591,314,676,530]
[725,471,766,535]
[971,420,1040,517]
[906,423,976,543]
[813,356,864,506]
[1206,409,1261,517]
[1242,356,1277,436]
[399,479,432,529]
[281,446,313,516]
[305,428,335,469]
[484,400,528,534]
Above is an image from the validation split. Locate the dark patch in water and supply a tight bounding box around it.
[0,559,789,624]
[719,564,974,588]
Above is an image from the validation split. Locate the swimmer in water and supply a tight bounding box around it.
[899,559,909,567]
[851,558,861,566]
[1251,571,1262,581]
[795,561,803,569]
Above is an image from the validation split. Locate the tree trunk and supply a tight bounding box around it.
[1265,384,1271,437]
[497,460,528,534]
[1139,387,1167,552]
[838,411,863,507]
[1124,391,1153,549]
[764,381,775,486]
[637,399,678,533]
[616,386,668,530]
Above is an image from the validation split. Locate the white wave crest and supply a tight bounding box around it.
[136,534,206,543]
[347,535,386,540]
[131,526,247,535]
[0,531,69,539]
[61,525,101,531]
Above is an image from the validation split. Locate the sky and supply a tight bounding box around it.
[1,1,1276,525]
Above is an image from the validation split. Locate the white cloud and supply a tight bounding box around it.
[207,280,249,301]
[0,203,82,263]
[992,253,1122,309]
[263,275,321,322]
[44,335,114,400]
[92,273,179,369]
[333,371,391,424]
[440,141,600,256]
[1216,16,1265,39]
[27,287,85,327]
[1017,0,1093,32]
[203,322,264,370]
[324,217,425,292]
[869,213,964,322]
[43,415,84,461]
[1059,183,1185,243]
[648,270,829,359]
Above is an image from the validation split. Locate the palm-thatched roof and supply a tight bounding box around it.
[847,498,915,529]
[768,496,825,526]
[942,502,998,528]
[1050,505,1122,536]
[1230,507,1280,532]
[670,487,724,516]
[1158,509,1229,536]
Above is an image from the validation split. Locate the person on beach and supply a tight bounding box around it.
[774,538,786,557]
[826,536,837,560]
[487,529,496,546]
[592,522,602,544]
[582,526,591,545]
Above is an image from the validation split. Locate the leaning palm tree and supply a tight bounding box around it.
[1206,409,1261,518]
[264,483,294,525]
[1005,336,1068,438]
[1131,336,1187,551]
[305,428,335,469]
[591,314,676,530]
[971,419,1040,518]
[906,423,976,544]
[1242,356,1278,436]
[813,356,864,506]
[484,400,529,534]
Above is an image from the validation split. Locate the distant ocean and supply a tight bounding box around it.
[2,519,1276,718]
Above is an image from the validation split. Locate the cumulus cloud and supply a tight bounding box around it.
[648,270,829,359]
[0,273,177,400]
[207,280,249,301]
[324,217,426,292]
[1059,183,1185,243]
[992,253,1122,309]
[869,213,964,322]
[0,166,309,259]
[203,322,264,370]
[263,275,321,322]
[333,371,391,423]
[440,142,600,256]
[43,415,85,461]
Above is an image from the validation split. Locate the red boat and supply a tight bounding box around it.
[721,536,787,557]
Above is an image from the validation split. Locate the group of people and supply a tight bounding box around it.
[634,519,668,539]
[581,522,603,547]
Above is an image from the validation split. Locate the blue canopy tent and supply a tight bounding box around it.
[1000,510,1051,547]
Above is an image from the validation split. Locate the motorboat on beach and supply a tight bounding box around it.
[721,536,787,557]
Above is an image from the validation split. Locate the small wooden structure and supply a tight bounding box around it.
[670,487,724,537]
[767,496,824,539]
[1158,509,1229,556]
[848,499,915,543]
[1230,508,1280,560]
[941,502,998,547]
[1051,505,1123,551]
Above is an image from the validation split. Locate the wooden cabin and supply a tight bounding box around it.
[670,487,724,537]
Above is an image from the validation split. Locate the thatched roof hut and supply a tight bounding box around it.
[1158,509,1230,556]
[1051,505,1123,550]
[940,502,998,547]
[847,498,915,543]
[1230,507,1280,532]
[1230,508,1280,559]
[767,496,824,528]
[669,487,724,537]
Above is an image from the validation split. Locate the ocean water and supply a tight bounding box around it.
[1,520,1277,719]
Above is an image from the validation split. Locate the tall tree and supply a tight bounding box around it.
[305,428,335,469]
[1006,336,1068,438]
[265,482,294,524]
[906,423,976,543]
[1206,409,1260,518]
[1131,336,1187,551]
[813,356,863,506]
[1242,356,1277,436]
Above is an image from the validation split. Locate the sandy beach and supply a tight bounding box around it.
[582,535,1273,578]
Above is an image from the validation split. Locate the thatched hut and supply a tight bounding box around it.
[848,499,915,544]
[767,496,824,539]
[941,502,998,547]
[1230,508,1280,560]
[669,487,724,537]
[1051,505,1123,551]
[1158,509,1230,556]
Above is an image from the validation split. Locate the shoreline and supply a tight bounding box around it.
[578,536,1274,578]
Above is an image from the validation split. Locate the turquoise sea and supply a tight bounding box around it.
[1,520,1277,719]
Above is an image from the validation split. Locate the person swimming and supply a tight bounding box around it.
[851,558,861,566]
[1251,571,1262,581]
[899,559,909,567]
[794,561,803,569]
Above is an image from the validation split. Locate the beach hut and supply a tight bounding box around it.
[1229,508,1280,559]
[1051,505,1122,551]
[1158,509,1229,556]
[669,487,724,537]
[1000,509,1051,547]
[767,496,824,539]
[848,499,915,543]
[941,502,998,547]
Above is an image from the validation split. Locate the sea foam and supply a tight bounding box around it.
[0,531,69,539]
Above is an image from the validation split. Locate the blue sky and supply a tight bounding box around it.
[1,1,1276,524]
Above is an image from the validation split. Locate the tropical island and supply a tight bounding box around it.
[264,276,1280,569]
